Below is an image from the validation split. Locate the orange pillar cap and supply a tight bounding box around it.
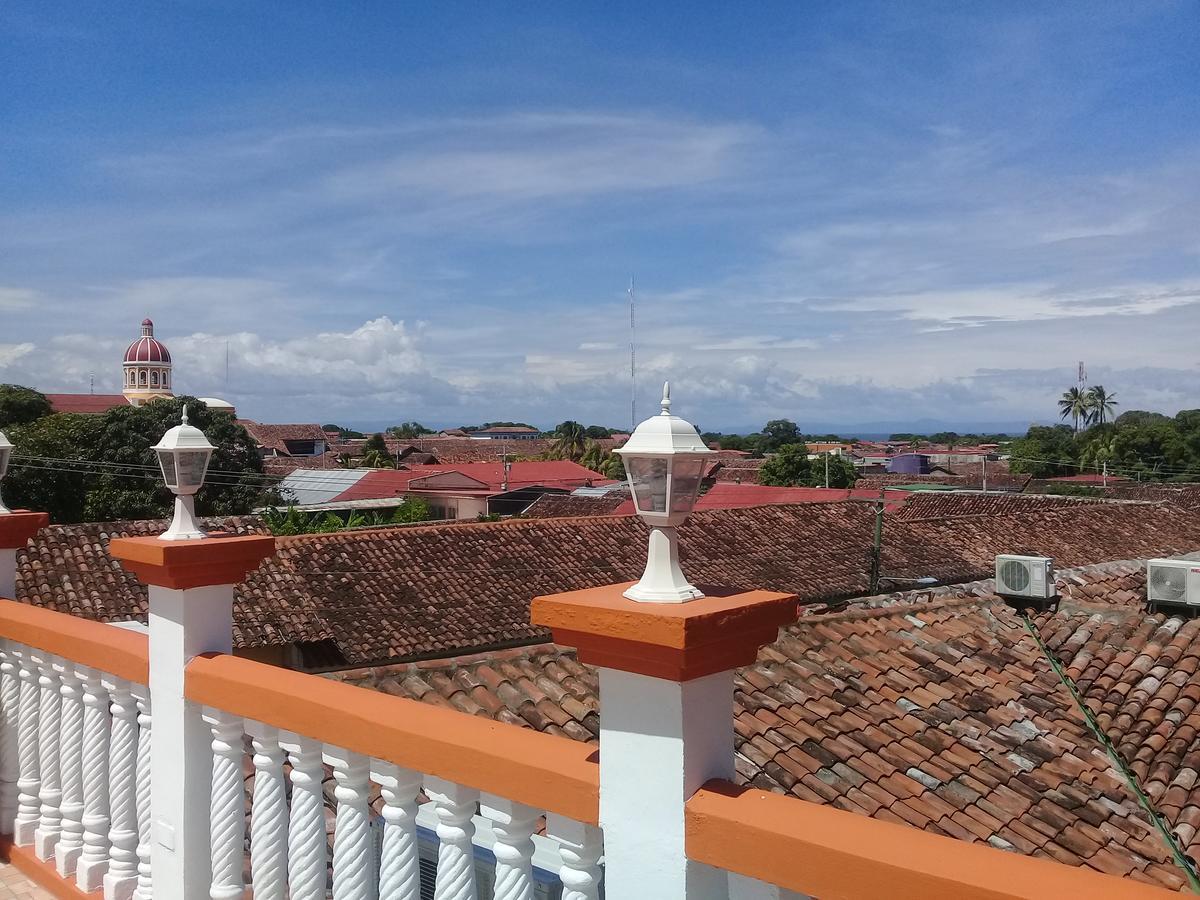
[110,533,276,590]
[0,511,50,550]
[531,583,798,681]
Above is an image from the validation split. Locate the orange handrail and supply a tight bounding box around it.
[187,653,599,824]
[685,780,1178,900]
[0,598,148,685]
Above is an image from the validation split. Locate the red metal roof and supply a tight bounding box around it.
[44,394,128,415]
[332,460,605,502]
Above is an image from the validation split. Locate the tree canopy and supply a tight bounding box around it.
[4,396,273,523]
[0,384,52,430]
[386,421,433,439]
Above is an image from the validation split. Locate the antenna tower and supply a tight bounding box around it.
[629,275,637,431]
[1078,360,1087,393]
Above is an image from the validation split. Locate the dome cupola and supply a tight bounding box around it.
[122,317,174,406]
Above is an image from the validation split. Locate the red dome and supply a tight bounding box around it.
[124,319,171,364]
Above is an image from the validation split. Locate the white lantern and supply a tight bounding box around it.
[0,429,12,515]
[615,382,715,602]
[152,406,215,540]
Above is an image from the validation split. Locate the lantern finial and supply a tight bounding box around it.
[181,404,189,426]
[660,381,671,415]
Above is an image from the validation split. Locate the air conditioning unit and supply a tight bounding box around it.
[995,554,1055,599]
[1146,558,1200,606]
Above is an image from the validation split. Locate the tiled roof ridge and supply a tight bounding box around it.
[327,641,563,682]
[805,592,998,624]
[273,500,869,546]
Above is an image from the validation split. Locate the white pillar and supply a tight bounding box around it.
[545,815,602,900]
[77,666,111,892]
[373,762,421,900]
[0,640,20,832]
[248,723,288,900]
[598,667,733,900]
[13,644,39,846]
[33,650,63,860]
[0,549,15,599]
[328,747,376,900]
[147,582,237,899]
[425,776,479,900]
[206,707,246,900]
[481,794,537,900]
[132,685,153,900]
[105,677,140,900]
[283,732,328,900]
[55,659,86,876]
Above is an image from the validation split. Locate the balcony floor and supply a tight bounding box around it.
[0,865,50,899]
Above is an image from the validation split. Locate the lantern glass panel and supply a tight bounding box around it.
[669,457,707,513]
[0,447,9,480]
[175,450,211,490]
[627,456,668,514]
[157,450,178,489]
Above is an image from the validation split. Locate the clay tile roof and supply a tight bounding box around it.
[44,394,129,415]
[521,493,631,518]
[16,500,1200,671]
[893,491,1123,521]
[335,585,1187,888]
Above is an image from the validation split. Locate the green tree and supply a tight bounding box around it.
[551,420,588,461]
[761,420,802,452]
[4,413,103,521]
[360,433,395,469]
[6,397,270,523]
[386,421,433,439]
[1007,425,1078,478]
[0,384,52,429]
[758,443,813,486]
[813,453,858,489]
[1087,385,1118,426]
[1058,387,1092,433]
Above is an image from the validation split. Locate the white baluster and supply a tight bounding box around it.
[481,795,537,900]
[104,677,139,900]
[247,723,287,900]
[372,762,421,900]
[0,640,20,831]
[424,777,479,900]
[77,666,111,891]
[545,814,603,900]
[206,708,247,900]
[55,659,85,876]
[131,685,152,900]
[13,644,40,846]
[327,747,375,900]
[34,650,62,860]
[282,733,328,900]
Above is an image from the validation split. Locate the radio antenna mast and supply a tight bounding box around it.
[629,275,637,431]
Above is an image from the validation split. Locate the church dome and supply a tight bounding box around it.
[124,318,172,364]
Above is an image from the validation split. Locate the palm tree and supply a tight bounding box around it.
[1058,387,1092,433]
[1087,385,1118,426]
[551,420,588,461]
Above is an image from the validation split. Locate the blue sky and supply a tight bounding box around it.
[2,2,1198,431]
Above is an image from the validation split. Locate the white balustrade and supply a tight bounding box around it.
[481,795,538,900]
[132,685,152,900]
[105,677,140,900]
[0,641,19,831]
[14,644,39,846]
[546,814,604,900]
[248,723,288,900]
[206,708,247,900]
[373,762,422,900]
[425,776,480,900]
[328,747,376,900]
[55,659,85,876]
[34,650,62,859]
[283,732,329,900]
[77,666,111,891]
